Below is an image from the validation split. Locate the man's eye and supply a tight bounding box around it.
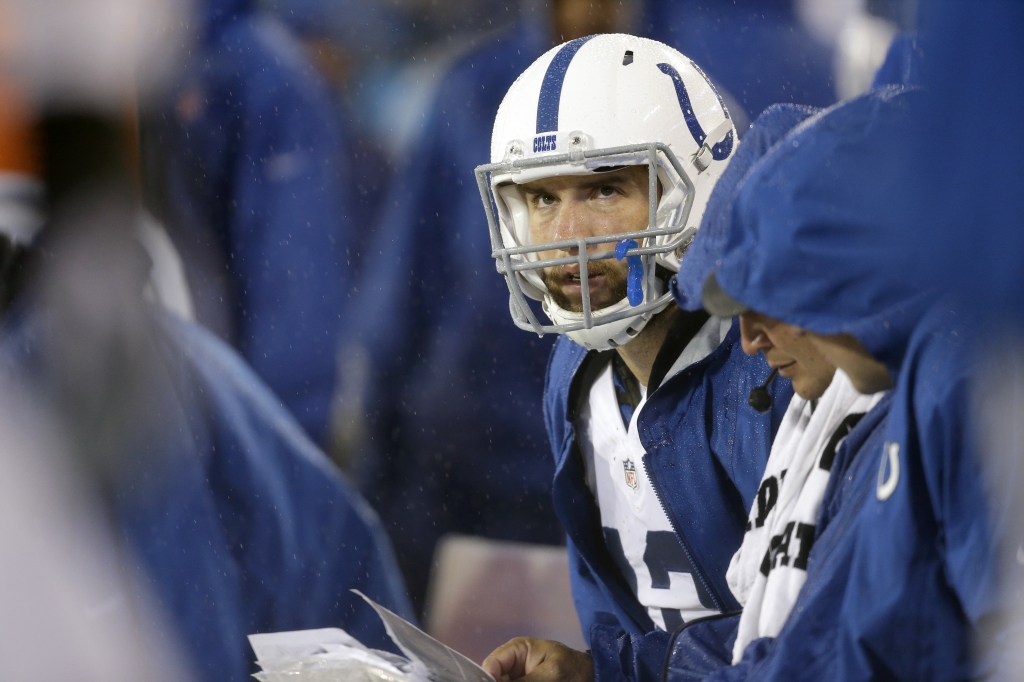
[537,194,556,207]
[597,186,618,198]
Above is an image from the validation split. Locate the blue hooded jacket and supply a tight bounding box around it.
[672,103,821,312]
[830,299,999,682]
[871,32,922,90]
[0,302,413,682]
[338,20,564,613]
[713,86,928,367]
[666,87,1005,681]
[158,0,360,446]
[547,106,819,682]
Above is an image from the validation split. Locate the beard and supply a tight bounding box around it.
[540,258,629,313]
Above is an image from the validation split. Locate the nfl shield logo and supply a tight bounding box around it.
[623,459,639,491]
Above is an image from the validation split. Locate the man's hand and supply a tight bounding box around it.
[482,637,593,682]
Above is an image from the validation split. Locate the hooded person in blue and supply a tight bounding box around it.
[665,85,1008,681]
[1,113,413,682]
[148,0,360,447]
[335,2,634,615]
[478,36,794,682]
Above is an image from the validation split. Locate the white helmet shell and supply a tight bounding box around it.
[476,33,735,350]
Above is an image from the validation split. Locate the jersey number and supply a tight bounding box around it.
[603,528,715,631]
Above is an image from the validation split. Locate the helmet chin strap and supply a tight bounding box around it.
[542,278,673,351]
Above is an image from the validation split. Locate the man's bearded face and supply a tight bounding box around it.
[521,165,650,313]
[540,257,629,312]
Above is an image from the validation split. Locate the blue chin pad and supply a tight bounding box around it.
[615,239,644,307]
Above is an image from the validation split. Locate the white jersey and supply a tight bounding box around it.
[576,317,730,630]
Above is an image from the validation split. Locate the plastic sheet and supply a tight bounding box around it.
[249,593,496,682]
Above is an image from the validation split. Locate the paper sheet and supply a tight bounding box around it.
[353,591,496,682]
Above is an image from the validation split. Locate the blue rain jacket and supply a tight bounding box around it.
[159,0,360,446]
[831,300,1001,681]
[339,20,563,612]
[645,0,835,121]
[871,32,922,89]
[712,86,927,362]
[666,87,1006,681]
[0,304,413,682]
[545,323,791,682]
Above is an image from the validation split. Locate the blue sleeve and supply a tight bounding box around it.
[566,536,618,647]
[569,540,673,682]
[675,633,780,682]
[591,625,673,682]
[663,615,742,682]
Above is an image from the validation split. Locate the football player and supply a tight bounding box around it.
[475,34,791,682]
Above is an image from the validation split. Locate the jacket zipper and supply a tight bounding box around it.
[639,324,738,614]
[643,454,726,611]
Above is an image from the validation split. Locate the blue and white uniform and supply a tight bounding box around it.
[577,317,732,631]
[546,317,790,682]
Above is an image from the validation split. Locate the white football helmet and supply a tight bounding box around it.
[475,33,736,350]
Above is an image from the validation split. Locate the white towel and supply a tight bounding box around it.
[727,369,884,663]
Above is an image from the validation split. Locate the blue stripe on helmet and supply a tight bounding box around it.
[536,35,597,134]
[657,62,734,161]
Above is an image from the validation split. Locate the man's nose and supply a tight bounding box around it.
[549,199,590,245]
[739,314,772,356]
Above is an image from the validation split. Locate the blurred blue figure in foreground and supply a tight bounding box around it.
[152,0,358,447]
[338,0,638,614]
[0,111,413,682]
[645,0,836,120]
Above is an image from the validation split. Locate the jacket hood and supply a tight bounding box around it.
[872,32,923,89]
[672,103,820,311]
[713,86,933,371]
